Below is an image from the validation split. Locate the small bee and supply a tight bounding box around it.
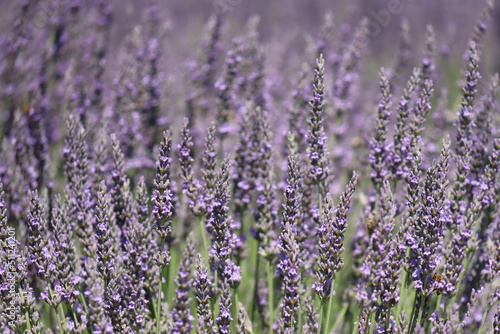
[23,102,32,114]
[351,136,363,149]
[364,212,379,235]
[432,273,444,282]
[432,273,445,295]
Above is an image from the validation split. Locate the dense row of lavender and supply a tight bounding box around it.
[0,0,500,333]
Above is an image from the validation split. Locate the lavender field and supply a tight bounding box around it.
[1,0,500,333]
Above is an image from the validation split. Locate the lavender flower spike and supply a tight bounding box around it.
[216,39,242,136]
[178,118,194,193]
[277,222,302,333]
[456,41,480,158]
[178,117,204,217]
[369,69,392,189]
[152,130,174,242]
[217,279,233,334]
[307,53,329,188]
[312,172,358,300]
[194,254,214,334]
[420,25,436,84]
[208,159,237,276]
[392,67,421,177]
[202,123,218,207]
[408,136,451,293]
[171,234,196,334]
[282,132,304,247]
[313,191,336,300]
[253,168,279,261]
[357,181,398,333]
[27,191,49,279]
[332,171,359,272]
[236,305,251,334]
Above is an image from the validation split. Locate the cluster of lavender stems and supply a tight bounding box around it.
[1,1,500,334]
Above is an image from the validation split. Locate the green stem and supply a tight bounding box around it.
[351,307,363,334]
[156,267,164,334]
[267,261,274,334]
[324,279,336,334]
[18,289,32,331]
[318,302,325,334]
[210,270,217,315]
[331,302,349,333]
[235,290,239,310]
[237,212,245,267]
[420,294,431,327]
[385,310,391,332]
[397,247,411,319]
[443,296,450,317]
[251,246,261,323]
[435,294,442,315]
[408,294,422,333]
[416,276,431,327]
[199,216,209,261]
[69,304,80,332]
[214,270,219,292]
[48,287,64,334]
[232,288,239,333]
[397,268,409,318]
[352,307,361,334]
[77,292,89,314]
[156,239,166,334]
[363,311,372,334]
[298,306,303,333]
[56,304,66,334]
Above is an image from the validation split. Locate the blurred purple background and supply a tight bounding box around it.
[3,0,498,72]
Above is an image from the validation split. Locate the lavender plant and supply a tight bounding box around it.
[1,1,499,333]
